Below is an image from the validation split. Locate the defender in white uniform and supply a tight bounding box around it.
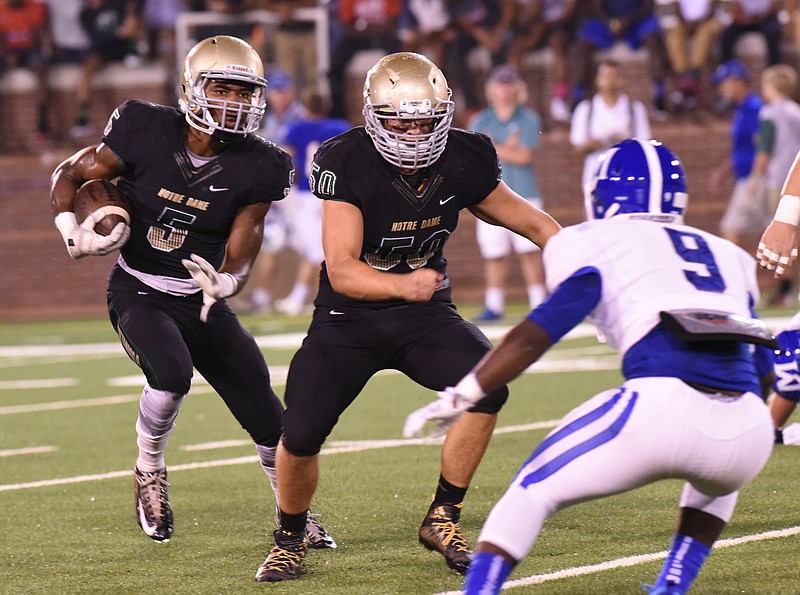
[442,139,776,595]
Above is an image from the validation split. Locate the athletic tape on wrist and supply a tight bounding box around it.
[54,211,78,237]
[454,372,486,402]
[221,272,239,296]
[774,194,800,225]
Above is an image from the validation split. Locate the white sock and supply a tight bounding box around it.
[527,284,546,309]
[250,288,271,308]
[285,283,309,305]
[256,444,280,507]
[135,384,185,473]
[485,287,504,314]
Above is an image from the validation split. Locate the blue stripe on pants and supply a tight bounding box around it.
[518,388,638,487]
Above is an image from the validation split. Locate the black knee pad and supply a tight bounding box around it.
[146,365,192,395]
[468,385,509,414]
[280,433,324,458]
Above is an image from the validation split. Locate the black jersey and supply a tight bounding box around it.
[102,100,293,279]
[310,126,501,308]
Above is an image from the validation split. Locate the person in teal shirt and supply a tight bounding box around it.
[469,64,546,322]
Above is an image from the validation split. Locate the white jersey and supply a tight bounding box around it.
[543,216,760,356]
[478,217,774,567]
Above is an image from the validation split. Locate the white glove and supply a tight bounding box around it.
[181,253,238,323]
[403,374,486,438]
[54,211,130,260]
[782,423,800,446]
[403,393,465,439]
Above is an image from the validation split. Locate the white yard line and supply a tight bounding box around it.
[180,421,563,452]
[0,378,76,389]
[0,445,58,457]
[0,394,142,415]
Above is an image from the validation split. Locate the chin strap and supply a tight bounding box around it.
[211,128,246,144]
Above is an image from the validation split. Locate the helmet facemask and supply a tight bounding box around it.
[185,71,266,136]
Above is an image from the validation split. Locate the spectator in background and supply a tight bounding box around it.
[274,90,351,316]
[261,0,318,93]
[243,68,307,314]
[194,0,258,41]
[655,0,725,111]
[399,0,454,68]
[141,0,183,63]
[751,64,800,304]
[327,0,402,120]
[70,0,142,138]
[570,59,651,191]
[720,0,783,67]
[445,0,516,119]
[469,65,546,322]
[44,0,90,65]
[708,59,766,251]
[573,0,668,118]
[507,0,580,124]
[0,0,51,136]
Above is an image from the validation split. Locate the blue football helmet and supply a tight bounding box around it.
[773,327,800,402]
[585,138,688,221]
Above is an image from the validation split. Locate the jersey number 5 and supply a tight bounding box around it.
[665,228,726,293]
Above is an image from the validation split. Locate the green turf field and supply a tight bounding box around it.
[1,306,798,594]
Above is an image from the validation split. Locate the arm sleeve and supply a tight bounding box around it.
[526,268,602,343]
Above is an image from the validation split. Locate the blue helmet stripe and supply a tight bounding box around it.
[637,138,664,214]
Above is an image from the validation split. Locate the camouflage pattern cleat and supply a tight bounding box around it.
[418,501,472,574]
[255,529,308,582]
[134,467,173,542]
[306,511,337,549]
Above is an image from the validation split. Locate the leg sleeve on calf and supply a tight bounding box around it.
[679,483,739,523]
[135,384,185,472]
[256,444,280,507]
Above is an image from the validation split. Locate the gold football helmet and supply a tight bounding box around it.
[179,35,267,138]
[363,52,454,169]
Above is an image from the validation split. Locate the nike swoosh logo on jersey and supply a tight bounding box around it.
[439,195,455,205]
[209,185,229,192]
[329,310,345,315]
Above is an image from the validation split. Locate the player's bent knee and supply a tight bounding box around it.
[469,386,509,414]
[281,431,324,457]
[145,365,192,396]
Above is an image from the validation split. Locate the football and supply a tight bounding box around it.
[74,179,132,236]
